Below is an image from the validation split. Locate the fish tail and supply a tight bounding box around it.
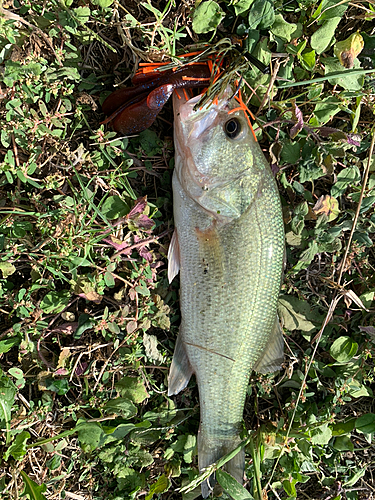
[198,430,245,498]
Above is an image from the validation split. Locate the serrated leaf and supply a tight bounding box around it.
[216,469,254,499]
[143,333,164,363]
[145,474,170,500]
[115,376,149,404]
[280,141,301,164]
[20,470,47,500]
[192,1,224,34]
[330,336,358,363]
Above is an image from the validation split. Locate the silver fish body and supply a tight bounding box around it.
[168,88,285,497]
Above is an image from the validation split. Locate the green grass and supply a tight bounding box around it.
[1,0,375,499]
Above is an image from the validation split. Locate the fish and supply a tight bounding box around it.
[167,86,285,497]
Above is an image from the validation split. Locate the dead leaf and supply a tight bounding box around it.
[127,320,138,334]
[313,195,340,221]
[73,277,102,304]
[290,101,304,139]
[143,333,164,363]
[334,32,364,69]
[57,347,71,369]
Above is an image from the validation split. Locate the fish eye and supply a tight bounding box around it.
[224,118,241,139]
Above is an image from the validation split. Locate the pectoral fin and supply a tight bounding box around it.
[168,332,193,396]
[167,229,180,284]
[253,316,284,374]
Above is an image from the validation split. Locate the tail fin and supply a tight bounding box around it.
[198,430,245,498]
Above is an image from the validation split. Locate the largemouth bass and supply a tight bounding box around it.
[167,87,285,496]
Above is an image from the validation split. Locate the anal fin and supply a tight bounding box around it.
[167,229,180,284]
[168,332,193,396]
[253,316,284,374]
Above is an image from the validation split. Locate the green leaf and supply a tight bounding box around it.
[280,141,301,164]
[103,397,137,418]
[359,289,375,309]
[355,413,375,434]
[183,435,196,464]
[109,423,136,439]
[115,376,149,404]
[76,422,110,452]
[0,262,16,278]
[333,435,354,452]
[331,419,355,436]
[0,373,17,444]
[248,0,275,29]
[270,14,302,42]
[19,470,47,500]
[232,0,255,16]
[191,1,224,34]
[313,96,342,124]
[310,17,340,54]
[40,290,71,314]
[311,423,332,445]
[145,474,170,500]
[8,367,23,379]
[324,57,364,90]
[0,337,20,354]
[313,0,348,23]
[117,467,145,492]
[283,477,297,497]
[4,431,30,460]
[343,468,366,488]
[101,195,129,219]
[331,166,360,197]
[45,378,70,395]
[90,0,114,7]
[278,295,317,333]
[330,336,358,363]
[300,48,316,72]
[216,469,254,499]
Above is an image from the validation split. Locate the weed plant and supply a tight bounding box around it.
[0,1,375,499]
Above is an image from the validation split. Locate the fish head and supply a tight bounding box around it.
[173,87,268,220]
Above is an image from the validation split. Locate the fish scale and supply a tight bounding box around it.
[168,88,285,497]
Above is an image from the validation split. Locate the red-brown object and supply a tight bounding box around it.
[102,64,212,135]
